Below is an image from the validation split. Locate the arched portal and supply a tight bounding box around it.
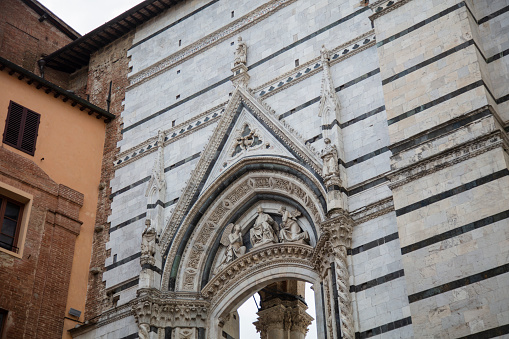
[134,157,355,339]
[160,157,327,293]
[202,243,321,339]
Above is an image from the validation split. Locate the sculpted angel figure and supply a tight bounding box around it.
[141,219,156,257]
[218,223,246,269]
[250,206,278,248]
[278,206,309,244]
[234,36,247,66]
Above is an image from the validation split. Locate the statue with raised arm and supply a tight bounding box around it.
[234,36,247,66]
[218,223,246,270]
[250,206,278,248]
[278,206,309,244]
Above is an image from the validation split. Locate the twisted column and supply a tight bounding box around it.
[333,245,354,339]
[315,211,354,339]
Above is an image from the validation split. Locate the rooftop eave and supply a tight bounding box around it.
[0,56,115,122]
[43,0,182,73]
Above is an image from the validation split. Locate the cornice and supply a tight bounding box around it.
[388,131,507,189]
[350,197,394,225]
[369,0,413,21]
[127,0,299,89]
[115,103,226,169]
[253,30,376,99]
[0,56,114,121]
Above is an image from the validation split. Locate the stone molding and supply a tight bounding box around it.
[253,30,376,99]
[369,0,413,21]
[127,0,299,89]
[159,87,324,257]
[350,197,394,225]
[202,243,314,302]
[170,168,326,291]
[388,131,507,189]
[115,103,226,169]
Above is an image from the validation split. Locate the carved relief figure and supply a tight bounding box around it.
[234,36,247,66]
[321,138,340,178]
[250,206,278,248]
[232,124,263,157]
[141,219,156,257]
[278,206,309,244]
[218,223,246,270]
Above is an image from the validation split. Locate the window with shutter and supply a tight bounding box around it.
[3,101,40,155]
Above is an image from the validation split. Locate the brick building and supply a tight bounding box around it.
[0,1,115,337]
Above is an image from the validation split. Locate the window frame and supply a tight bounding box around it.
[0,196,24,253]
[0,182,32,258]
[2,101,41,156]
[0,308,6,338]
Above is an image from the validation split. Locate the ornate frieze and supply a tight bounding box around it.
[115,103,226,169]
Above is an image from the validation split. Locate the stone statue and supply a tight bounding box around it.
[278,206,309,244]
[321,138,340,178]
[141,219,156,257]
[250,206,278,248]
[218,223,246,269]
[234,36,247,66]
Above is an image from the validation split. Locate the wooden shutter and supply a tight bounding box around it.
[3,101,40,155]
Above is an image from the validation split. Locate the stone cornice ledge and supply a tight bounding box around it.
[127,0,298,89]
[369,0,413,21]
[388,131,508,189]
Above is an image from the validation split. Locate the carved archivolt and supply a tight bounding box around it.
[170,168,325,292]
[202,243,314,305]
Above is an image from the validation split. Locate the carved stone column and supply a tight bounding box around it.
[254,282,313,339]
[314,212,354,339]
[254,303,286,339]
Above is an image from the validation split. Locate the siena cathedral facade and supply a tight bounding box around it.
[70,0,509,338]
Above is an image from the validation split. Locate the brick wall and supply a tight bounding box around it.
[0,0,77,87]
[82,32,134,320]
[0,147,84,339]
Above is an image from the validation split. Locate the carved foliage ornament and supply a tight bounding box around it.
[132,297,209,330]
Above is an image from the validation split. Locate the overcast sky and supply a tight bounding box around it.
[36,1,319,337]
[38,0,144,34]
